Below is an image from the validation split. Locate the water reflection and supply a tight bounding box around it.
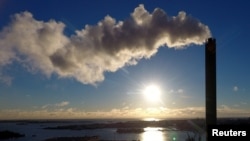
[141,127,166,141]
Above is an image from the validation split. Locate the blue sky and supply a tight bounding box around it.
[0,0,249,119]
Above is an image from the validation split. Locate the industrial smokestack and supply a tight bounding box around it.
[205,38,217,127]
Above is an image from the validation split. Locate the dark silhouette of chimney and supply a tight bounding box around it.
[205,38,217,128]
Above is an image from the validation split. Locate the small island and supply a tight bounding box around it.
[0,130,25,140]
[116,128,144,133]
[44,136,99,141]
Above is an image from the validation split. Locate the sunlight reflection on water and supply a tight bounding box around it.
[141,127,166,141]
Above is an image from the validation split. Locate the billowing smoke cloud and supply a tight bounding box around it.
[0,4,211,85]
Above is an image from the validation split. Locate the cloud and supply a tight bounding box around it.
[217,105,250,117]
[233,86,239,92]
[55,101,69,107]
[0,72,12,86]
[177,89,184,94]
[169,88,184,94]
[0,4,211,85]
[1,105,250,119]
[240,102,247,105]
[0,107,204,119]
[169,88,189,99]
[42,101,70,109]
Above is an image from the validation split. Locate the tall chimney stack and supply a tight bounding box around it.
[205,38,217,127]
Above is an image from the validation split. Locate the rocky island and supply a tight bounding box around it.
[0,130,25,140]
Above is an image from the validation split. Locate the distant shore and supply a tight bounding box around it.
[42,117,249,131]
[43,118,203,131]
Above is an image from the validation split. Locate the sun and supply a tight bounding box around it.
[143,84,161,103]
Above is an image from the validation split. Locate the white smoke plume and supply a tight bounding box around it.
[0,4,211,85]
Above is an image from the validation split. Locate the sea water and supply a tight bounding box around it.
[0,120,206,141]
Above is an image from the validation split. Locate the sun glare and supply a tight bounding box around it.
[142,127,165,141]
[143,84,161,103]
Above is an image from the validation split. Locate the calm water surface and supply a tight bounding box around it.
[0,120,205,141]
